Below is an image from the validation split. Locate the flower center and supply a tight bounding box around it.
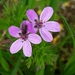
[19,33,28,41]
[34,19,43,28]
[19,25,28,41]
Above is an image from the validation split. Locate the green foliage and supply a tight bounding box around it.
[60,15,75,75]
[0,0,4,4]
[26,41,58,69]
[0,0,75,75]
[0,49,9,71]
[50,0,60,20]
[36,68,44,75]
[11,54,22,75]
[0,18,9,30]
[3,1,27,27]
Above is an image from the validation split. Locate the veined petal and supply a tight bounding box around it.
[20,20,36,33]
[23,40,32,57]
[45,21,60,32]
[10,39,23,54]
[39,27,53,42]
[27,22,36,33]
[40,7,53,22]
[20,20,29,29]
[26,9,38,23]
[8,26,20,38]
[28,34,42,44]
[31,23,38,33]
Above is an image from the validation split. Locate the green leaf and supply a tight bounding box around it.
[63,60,75,75]
[50,0,59,12]
[2,51,15,66]
[60,15,75,57]
[60,15,75,75]
[0,0,4,4]
[28,0,36,9]
[50,0,60,20]
[36,68,44,75]
[0,18,9,30]
[0,50,9,71]
[26,57,32,69]
[11,54,22,75]
[46,0,51,6]
[39,0,46,9]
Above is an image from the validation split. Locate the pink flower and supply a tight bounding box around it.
[26,7,60,42]
[8,20,42,57]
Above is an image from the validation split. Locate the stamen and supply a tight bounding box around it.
[19,33,28,41]
[34,25,38,28]
[21,25,28,34]
[34,19,43,28]
[34,19,38,22]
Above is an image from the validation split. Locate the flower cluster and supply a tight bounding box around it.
[8,7,60,57]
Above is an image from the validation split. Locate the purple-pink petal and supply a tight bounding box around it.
[10,39,23,54]
[20,20,36,33]
[40,7,53,22]
[39,27,53,42]
[27,22,36,33]
[8,26,21,38]
[23,40,32,57]
[26,9,38,23]
[44,21,60,32]
[28,34,42,44]
[20,20,29,29]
